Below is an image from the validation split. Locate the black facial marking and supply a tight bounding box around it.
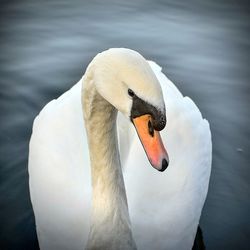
[128,88,135,97]
[130,94,166,131]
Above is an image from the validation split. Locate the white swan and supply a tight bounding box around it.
[28,48,212,250]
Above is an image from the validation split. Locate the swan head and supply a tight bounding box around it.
[90,48,169,171]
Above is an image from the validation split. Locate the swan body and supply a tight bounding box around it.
[28,48,212,250]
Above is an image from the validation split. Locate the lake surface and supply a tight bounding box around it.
[0,0,249,249]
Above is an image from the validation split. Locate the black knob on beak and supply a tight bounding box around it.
[153,114,166,131]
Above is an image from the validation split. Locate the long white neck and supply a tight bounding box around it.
[82,67,137,250]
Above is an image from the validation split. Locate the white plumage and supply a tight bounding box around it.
[28,49,212,250]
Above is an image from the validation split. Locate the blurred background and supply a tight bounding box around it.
[0,0,249,249]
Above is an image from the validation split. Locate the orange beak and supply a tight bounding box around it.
[133,114,169,171]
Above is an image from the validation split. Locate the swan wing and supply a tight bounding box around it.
[28,80,91,250]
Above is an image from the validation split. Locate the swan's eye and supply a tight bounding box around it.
[148,120,154,137]
[128,89,135,97]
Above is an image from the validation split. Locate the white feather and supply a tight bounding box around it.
[29,55,211,250]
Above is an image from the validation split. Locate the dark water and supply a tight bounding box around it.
[0,0,249,249]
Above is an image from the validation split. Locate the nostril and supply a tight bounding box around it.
[159,158,168,172]
[148,120,154,137]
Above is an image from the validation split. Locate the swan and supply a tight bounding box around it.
[28,48,212,250]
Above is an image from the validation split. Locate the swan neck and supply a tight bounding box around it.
[82,72,136,249]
